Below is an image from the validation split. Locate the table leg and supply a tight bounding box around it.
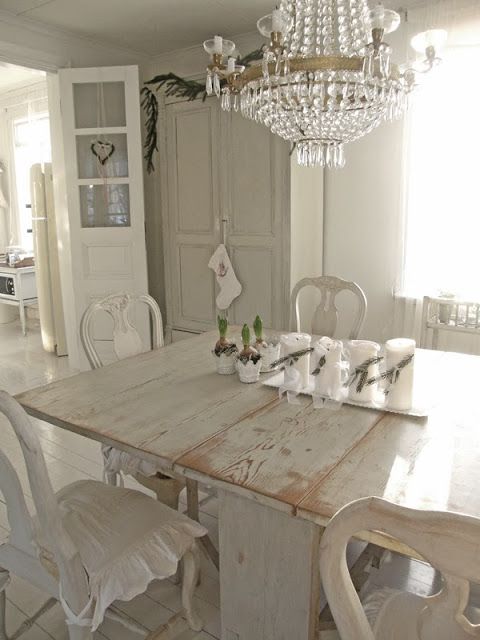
[19,302,26,336]
[218,491,321,640]
[186,479,219,570]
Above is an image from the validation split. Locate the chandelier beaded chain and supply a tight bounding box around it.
[203,1,446,168]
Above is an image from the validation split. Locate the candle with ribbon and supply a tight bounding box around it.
[279,333,312,389]
[384,338,415,410]
[346,340,382,403]
[312,337,346,402]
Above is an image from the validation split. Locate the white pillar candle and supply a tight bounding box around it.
[347,340,381,403]
[213,35,223,54]
[280,333,311,389]
[384,338,415,411]
[227,57,236,73]
[314,337,343,399]
[272,9,284,32]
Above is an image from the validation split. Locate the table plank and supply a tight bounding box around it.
[178,395,383,509]
[298,350,480,527]
[16,332,278,469]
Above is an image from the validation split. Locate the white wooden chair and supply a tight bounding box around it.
[80,293,219,570]
[320,496,480,639]
[290,275,367,338]
[421,295,480,350]
[0,390,206,639]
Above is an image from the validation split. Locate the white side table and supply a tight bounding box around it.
[0,265,38,336]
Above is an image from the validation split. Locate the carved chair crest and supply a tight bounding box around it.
[80,293,164,369]
[290,275,367,338]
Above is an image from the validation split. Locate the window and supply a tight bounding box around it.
[403,42,480,300]
[12,113,51,251]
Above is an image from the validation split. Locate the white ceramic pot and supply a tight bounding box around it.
[214,351,237,375]
[257,341,281,373]
[236,358,262,383]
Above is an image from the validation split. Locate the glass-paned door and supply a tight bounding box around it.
[59,66,149,369]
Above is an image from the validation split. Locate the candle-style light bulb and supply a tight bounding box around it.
[227,57,236,74]
[213,35,223,55]
[368,3,401,34]
[272,9,283,32]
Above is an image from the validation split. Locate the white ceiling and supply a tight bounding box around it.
[0,0,278,56]
[0,62,45,92]
[0,0,428,57]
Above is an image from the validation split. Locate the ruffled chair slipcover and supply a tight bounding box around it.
[36,480,207,630]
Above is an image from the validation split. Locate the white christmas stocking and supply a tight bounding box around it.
[208,244,242,310]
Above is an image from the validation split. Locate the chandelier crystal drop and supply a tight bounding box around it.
[203,2,445,168]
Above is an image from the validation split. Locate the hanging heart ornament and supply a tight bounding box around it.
[91,139,115,165]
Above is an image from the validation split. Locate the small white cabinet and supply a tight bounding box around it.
[0,265,37,335]
[162,98,291,336]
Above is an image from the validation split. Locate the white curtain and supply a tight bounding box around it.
[394,1,480,354]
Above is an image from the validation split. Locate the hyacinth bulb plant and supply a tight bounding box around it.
[253,315,267,349]
[214,316,237,356]
[213,315,238,375]
[238,324,261,365]
[236,323,262,383]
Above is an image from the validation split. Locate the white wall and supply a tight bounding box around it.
[290,157,324,331]
[323,118,405,343]
[323,26,409,343]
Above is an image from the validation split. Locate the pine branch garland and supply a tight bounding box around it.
[311,355,326,376]
[344,357,384,394]
[270,348,314,371]
[366,353,414,395]
[142,49,264,173]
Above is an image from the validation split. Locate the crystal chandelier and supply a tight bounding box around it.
[203,2,446,168]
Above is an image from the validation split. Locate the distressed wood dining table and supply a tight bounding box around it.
[15,331,480,640]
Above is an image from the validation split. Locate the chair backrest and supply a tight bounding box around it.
[290,275,367,338]
[0,391,90,614]
[421,295,480,350]
[320,497,480,640]
[80,293,164,369]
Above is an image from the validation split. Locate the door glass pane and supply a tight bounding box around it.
[76,134,129,179]
[79,184,130,227]
[73,82,126,128]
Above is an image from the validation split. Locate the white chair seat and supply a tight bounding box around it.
[35,479,207,630]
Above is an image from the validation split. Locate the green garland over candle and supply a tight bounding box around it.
[141,48,264,173]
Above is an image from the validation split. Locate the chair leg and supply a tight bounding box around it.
[0,570,9,640]
[104,470,118,486]
[182,543,203,632]
[0,589,7,640]
[67,625,93,640]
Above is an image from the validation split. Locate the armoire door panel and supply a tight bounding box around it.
[230,246,274,328]
[175,108,215,234]
[229,114,274,237]
[164,97,289,335]
[177,244,217,324]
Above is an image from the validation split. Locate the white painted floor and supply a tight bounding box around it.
[0,318,438,640]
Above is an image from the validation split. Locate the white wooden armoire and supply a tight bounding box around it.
[161,97,292,341]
